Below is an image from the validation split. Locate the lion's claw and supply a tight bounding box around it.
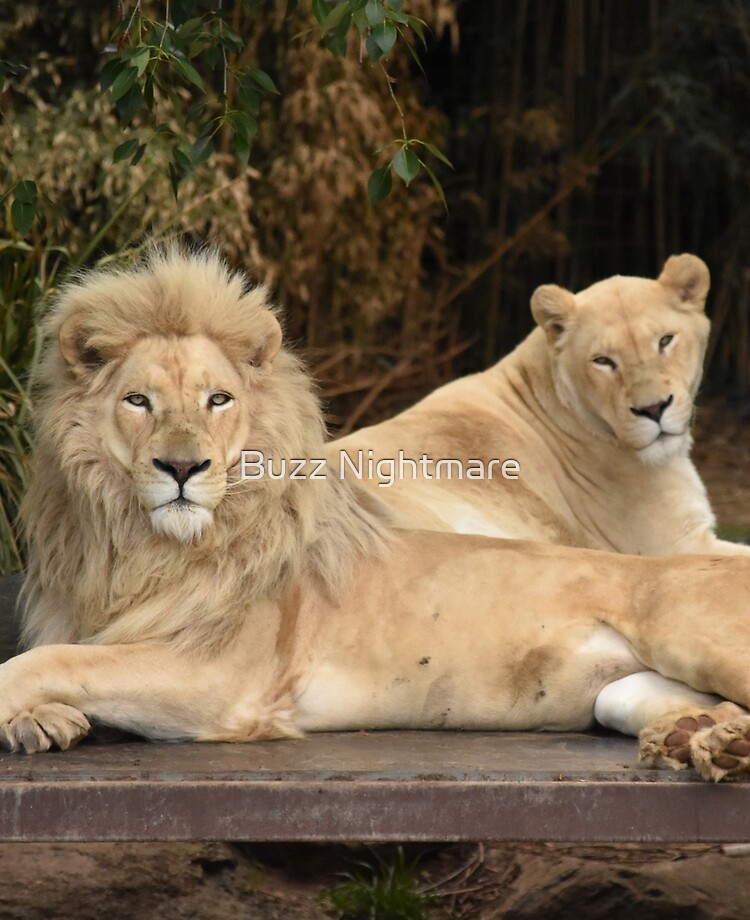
[0,703,90,754]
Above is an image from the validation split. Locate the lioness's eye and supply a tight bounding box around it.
[124,393,151,410]
[208,392,233,408]
[659,334,674,351]
[592,356,617,369]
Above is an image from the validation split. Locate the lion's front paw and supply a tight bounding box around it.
[0,703,91,754]
[689,718,750,782]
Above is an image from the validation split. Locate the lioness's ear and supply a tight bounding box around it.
[657,254,710,313]
[58,315,106,377]
[249,311,283,369]
[530,284,578,343]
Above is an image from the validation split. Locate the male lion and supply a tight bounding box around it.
[4,249,750,782]
[332,255,749,557]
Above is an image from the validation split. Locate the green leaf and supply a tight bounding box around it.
[115,84,144,125]
[110,65,138,103]
[228,110,258,143]
[234,131,250,166]
[406,15,426,44]
[100,58,125,92]
[173,56,204,90]
[419,158,448,211]
[365,33,382,60]
[13,180,37,203]
[11,199,35,235]
[113,138,140,163]
[176,17,206,43]
[143,75,155,109]
[320,1,351,33]
[129,45,151,77]
[372,20,397,53]
[168,162,182,199]
[416,140,453,168]
[191,134,214,166]
[392,146,419,186]
[367,164,392,204]
[365,0,385,26]
[174,143,192,173]
[132,143,147,166]
[248,67,279,95]
[204,46,221,69]
[326,11,352,55]
[237,76,261,112]
[312,0,327,26]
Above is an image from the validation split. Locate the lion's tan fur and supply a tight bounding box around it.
[20,249,388,653]
[333,255,750,557]
[5,249,750,784]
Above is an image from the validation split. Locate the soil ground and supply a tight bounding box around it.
[1,399,748,920]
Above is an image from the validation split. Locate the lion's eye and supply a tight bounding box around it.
[659,334,675,351]
[592,356,617,369]
[208,392,233,409]
[124,393,151,410]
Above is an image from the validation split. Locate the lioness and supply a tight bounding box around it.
[4,249,750,783]
[332,255,749,557]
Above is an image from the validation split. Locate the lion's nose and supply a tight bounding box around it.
[153,458,211,488]
[629,394,673,423]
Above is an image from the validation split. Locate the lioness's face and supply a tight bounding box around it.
[102,334,250,541]
[535,272,711,464]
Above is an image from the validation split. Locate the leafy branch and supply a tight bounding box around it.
[100,1,279,196]
[5,1,450,235]
[307,0,451,205]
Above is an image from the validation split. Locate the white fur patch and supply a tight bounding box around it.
[433,502,515,539]
[577,625,639,661]
[150,503,214,541]
[594,671,722,737]
[295,664,375,730]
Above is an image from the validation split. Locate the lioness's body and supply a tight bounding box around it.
[333,257,749,557]
[4,250,750,783]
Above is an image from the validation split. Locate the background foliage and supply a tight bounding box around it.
[2,0,750,572]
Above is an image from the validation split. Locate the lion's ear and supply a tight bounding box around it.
[531,284,578,343]
[249,312,283,369]
[657,254,710,313]
[58,316,107,377]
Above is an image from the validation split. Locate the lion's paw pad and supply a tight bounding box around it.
[0,703,90,754]
[690,718,750,782]
[640,713,717,771]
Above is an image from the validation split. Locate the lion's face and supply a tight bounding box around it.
[531,255,711,464]
[101,334,251,541]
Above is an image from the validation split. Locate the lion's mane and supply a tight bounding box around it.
[21,249,388,653]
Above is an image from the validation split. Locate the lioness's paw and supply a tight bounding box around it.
[639,702,746,774]
[0,703,90,754]
[689,718,750,783]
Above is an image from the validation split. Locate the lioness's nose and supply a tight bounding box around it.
[153,458,211,487]
[630,394,673,422]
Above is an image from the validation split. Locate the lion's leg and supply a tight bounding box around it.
[595,673,750,781]
[0,642,295,753]
[594,671,726,737]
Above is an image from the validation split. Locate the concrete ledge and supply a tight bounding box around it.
[2,576,748,843]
